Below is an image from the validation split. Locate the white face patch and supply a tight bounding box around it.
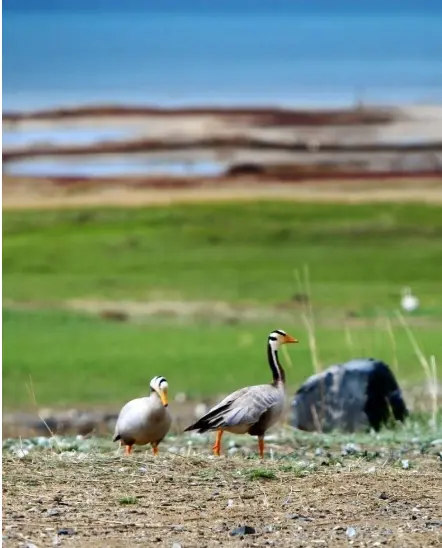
[268,329,286,349]
[150,376,168,392]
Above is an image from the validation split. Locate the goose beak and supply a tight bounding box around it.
[283,334,298,344]
[159,389,169,407]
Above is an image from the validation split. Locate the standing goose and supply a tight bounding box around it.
[113,376,171,455]
[184,329,298,458]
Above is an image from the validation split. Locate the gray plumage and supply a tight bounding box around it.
[185,384,285,436]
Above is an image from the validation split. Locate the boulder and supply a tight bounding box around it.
[290,358,408,433]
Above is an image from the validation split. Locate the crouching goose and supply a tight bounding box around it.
[184,329,298,458]
[113,376,172,455]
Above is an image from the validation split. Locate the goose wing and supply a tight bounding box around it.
[185,385,281,432]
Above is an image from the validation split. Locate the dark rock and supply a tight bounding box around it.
[290,358,408,433]
[426,521,442,528]
[286,514,313,521]
[379,492,389,500]
[230,525,256,536]
[57,528,75,535]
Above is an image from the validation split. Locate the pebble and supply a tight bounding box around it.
[230,525,256,536]
[57,529,75,536]
[194,403,208,419]
[174,392,187,403]
[346,526,357,538]
[286,514,313,522]
[401,459,410,469]
[343,443,361,455]
[172,543,182,548]
[46,509,60,517]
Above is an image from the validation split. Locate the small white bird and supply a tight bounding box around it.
[401,287,419,312]
[113,376,172,456]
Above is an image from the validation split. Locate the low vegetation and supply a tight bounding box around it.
[3,201,442,409]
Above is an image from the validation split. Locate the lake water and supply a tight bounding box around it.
[3,156,226,178]
[3,1,441,177]
[3,1,442,111]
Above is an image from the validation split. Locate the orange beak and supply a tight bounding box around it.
[283,334,298,344]
[159,388,169,407]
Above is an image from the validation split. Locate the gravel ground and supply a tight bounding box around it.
[3,428,442,547]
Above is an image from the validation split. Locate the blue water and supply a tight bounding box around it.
[4,156,226,178]
[3,1,442,111]
[2,129,128,147]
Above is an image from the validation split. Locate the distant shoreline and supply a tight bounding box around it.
[3,103,395,126]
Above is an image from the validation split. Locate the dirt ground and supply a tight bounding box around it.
[3,176,442,210]
[3,447,441,548]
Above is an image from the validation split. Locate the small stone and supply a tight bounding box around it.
[401,459,410,469]
[286,514,313,522]
[46,509,60,517]
[379,492,389,500]
[171,525,184,532]
[346,526,357,538]
[315,447,324,456]
[226,499,234,508]
[172,543,182,548]
[426,520,442,528]
[175,392,187,403]
[25,543,38,548]
[194,403,208,419]
[230,525,256,536]
[343,443,361,455]
[57,529,75,536]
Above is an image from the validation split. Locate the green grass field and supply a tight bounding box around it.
[3,201,442,409]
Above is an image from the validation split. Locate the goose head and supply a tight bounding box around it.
[150,376,169,407]
[268,329,298,351]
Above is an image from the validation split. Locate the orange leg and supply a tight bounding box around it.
[124,444,133,456]
[213,429,223,456]
[152,444,159,456]
[258,437,265,459]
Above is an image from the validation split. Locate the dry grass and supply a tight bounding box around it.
[3,176,442,211]
[3,437,442,547]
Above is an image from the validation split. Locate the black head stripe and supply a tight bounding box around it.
[275,329,286,336]
[269,335,278,341]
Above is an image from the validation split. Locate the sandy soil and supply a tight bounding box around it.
[3,176,442,210]
[2,451,441,547]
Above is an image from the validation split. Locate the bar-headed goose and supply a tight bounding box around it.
[113,376,171,455]
[184,329,298,458]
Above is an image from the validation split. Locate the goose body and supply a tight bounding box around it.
[185,329,298,458]
[113,376,171,455]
